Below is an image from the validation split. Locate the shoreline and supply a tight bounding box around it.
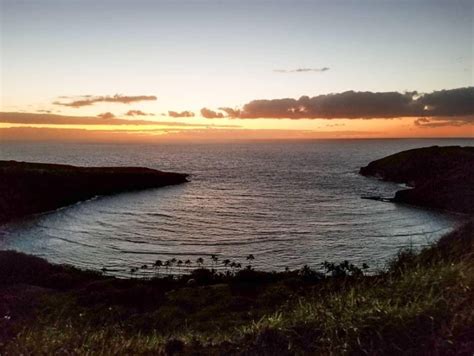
[2,146,471,277]
[0,160,188,224]
[1,145,473,353]
[359,145,474,214]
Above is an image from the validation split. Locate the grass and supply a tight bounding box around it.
[241,261,472,354]
[0,221,473,355]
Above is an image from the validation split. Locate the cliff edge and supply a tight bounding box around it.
[0,160,188,223]
[359,146,474,214]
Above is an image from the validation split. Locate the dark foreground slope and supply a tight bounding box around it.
[360,146,474,213]
[0,221,472,354]
[0,160,188,223]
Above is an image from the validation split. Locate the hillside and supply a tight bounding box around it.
[0,221,472,354]
[0,160,188,223]
[360,146,474,213]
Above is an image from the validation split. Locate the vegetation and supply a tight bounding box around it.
[0,221,472,354]
[0,160,188,223]
[359,146,474,214]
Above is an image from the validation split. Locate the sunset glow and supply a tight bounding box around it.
[1,2,474,352]
[1,0,472,141]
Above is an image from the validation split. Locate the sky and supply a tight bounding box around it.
[0,0,473,141]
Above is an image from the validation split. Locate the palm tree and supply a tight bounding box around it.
[246,254,255,269]
[230,261,236,272]
[196,257,204,268]
[164,260,171,275]
[223,259,231,269]
[154,260,163,276]
[211,254,218,266]
[154,260,163,268]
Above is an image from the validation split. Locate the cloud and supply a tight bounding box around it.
[125,110,153,116]
[274,67,330,73]
[416,87,474,116]
[53,94,157,108]
[218,107,241,117]
[414,115,474,128]
[97,112,115,119]
[59,95,93,99]
[0,112,154,125]
[0,112,240,128]
[168,110,195,118]
[200,108,224,119]
[206,87,474,122]
[414,117,430,125]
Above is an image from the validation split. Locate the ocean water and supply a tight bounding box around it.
[0,139,471,276]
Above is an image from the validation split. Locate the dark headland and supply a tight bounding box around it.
[0,160,188,223]
[360,145,474,214]
[0,147,473,354]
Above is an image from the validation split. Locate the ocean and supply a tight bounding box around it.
[0,138,471,276]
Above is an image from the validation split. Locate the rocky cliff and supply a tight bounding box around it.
[0,160,188,223]
[360,146,474,214]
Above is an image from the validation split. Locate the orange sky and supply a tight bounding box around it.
[0,112,472,143]
[1,1,472,142]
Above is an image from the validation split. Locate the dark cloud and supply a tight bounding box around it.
[207,87,474,123]
[53,94,157,108]
[416,87,474,116]
[97,112,115,119]
[218,107,241,117]
[414,115,474,128]
[236,91,419,119]
[125,110,153,116]
[0,112,140,125]
[200,108,224,119]
[0,112,239,128]
[274,67,330,73]
[168,110,195,118]
[414,117,430,125]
